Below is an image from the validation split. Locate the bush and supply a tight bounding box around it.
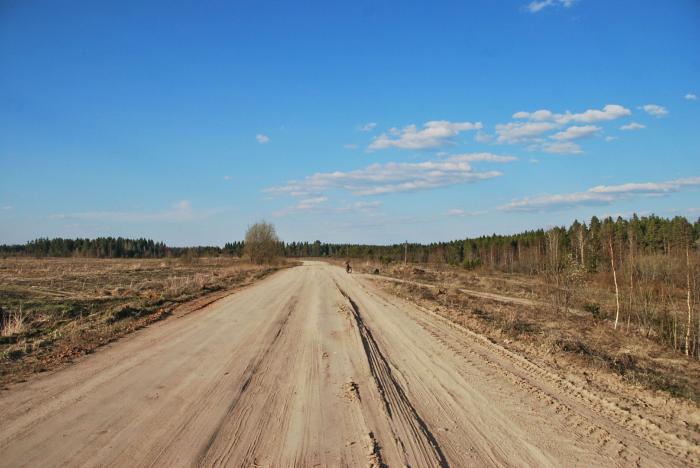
[583,302,602,318]
[244,221,280,265]
[105,305,141,324]
[462,258,481,270]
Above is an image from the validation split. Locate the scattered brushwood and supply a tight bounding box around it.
[0,257,287,385]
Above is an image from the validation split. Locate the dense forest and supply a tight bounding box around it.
[0,237,224,258]
[307,214,700,273]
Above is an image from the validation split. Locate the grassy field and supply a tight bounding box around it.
[0,257,283,386]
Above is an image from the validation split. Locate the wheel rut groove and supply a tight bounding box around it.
[195,295,298,465]
[337,283,450,468]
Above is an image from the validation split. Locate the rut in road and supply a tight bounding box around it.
[195,295,298,465]
[337,283,449,468]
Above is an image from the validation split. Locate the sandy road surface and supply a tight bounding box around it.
[0,262,697,467]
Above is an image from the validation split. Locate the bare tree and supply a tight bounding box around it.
[546,228,563,310]
[609,236,621,330]
[627,225,636,332]
[687,244,693,356]
[577,224,586,267]
[244,221,280,264]
[562,253,585,314]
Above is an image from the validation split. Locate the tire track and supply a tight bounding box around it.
[196,295,298,466]
[336,284,449,468]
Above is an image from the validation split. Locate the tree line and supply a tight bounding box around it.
[307,215,700,273]
[0,237,220,259]
[3,215,699,268]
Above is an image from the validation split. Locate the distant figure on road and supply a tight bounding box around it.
[345,261,352,274]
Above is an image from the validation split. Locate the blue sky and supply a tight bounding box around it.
[1,0,699,246]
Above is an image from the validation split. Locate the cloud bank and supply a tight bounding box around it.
[267,153,511,197]
[500,177,700,212]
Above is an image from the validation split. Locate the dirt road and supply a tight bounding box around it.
[0,262,696,467]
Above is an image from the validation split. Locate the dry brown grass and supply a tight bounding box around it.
[0,257,286,385]
[1,305,26,337]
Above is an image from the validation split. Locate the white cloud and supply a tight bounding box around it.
[588,178,700,194]
[446,152,518,163]
[495,121,557,143]
[343,144,358,150]
[50,200,222,223]
[503,192,612,211]
[256,134,270,144]
[499,104,630,150]
[641,104,668,117]
[620,122,645,131]
[446,208,487,217]
[526,0,576,13]
[369,120,482,150]
[500,176,700,212]
[512,109,555,121]
[336,200,382,212]
[273,199,382,218]
[1,205,12,211]
[294,196,328,210]
[298,196,328,205]
[272,197,327,217]
[497,104,634,154]
[686,93,698,101]
[223,175,232,181]
[556,104,631,125]
[542,141,582,154]
[550,125,601,141]
[359,122,377,132]
[512,104,630,125]
[605,136,618,141]
[527,0,553,12]
[265,152,512,198]
[475,130,494,143]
